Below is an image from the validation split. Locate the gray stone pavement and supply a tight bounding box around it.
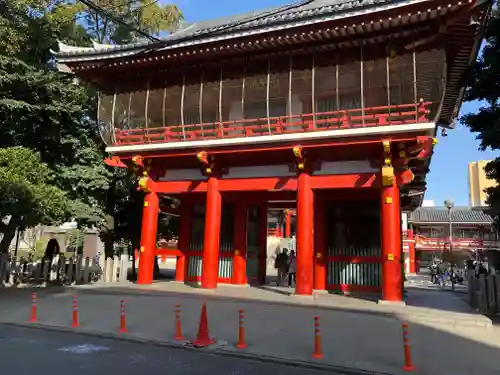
[0,325,337,375]
[1,285,499,375]
[69,278,492,328]
[406,272,468,293]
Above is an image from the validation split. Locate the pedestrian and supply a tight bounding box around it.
[287,250,296,287]
[437,260,447,287]
[429,261,437,284]
[274,249,289,286]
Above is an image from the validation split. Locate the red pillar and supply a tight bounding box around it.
[314,198,326,291]
[201,176,222,289]
[276,226,282,238]
[258,204,268,284]
[232,203,248,285]
[176,196,192,282]
[285,210,292,238]
[408,229,416,274]
[296,172,314,295]
[137,191,159,285]
[380,181,403,302]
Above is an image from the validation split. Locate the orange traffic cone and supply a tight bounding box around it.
[192,303,215,348]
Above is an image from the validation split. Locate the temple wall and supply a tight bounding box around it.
[158,161,377,182]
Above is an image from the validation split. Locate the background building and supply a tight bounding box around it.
[468,160,496,207]
[4,222,103,260]
[407,206,499,271]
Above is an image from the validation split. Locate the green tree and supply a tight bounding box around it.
[0,0,89,66]
[462,10,500,217]
[67,227,86,253]
[78,0,183,44]
[0,0,183,272]
[0,147,69,253]
[99,169,144,259]
[0,49,110,225]
[0,0,110,248]
[80,0,184,265]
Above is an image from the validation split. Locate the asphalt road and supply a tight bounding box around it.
[0,325,334,375]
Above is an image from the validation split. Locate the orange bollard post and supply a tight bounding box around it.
[401,323,415,372]
[29,292,37,323]
[236,309,246,349]
[174,304,184,341]
[312,316,323,359]
[72,295,79,328]
[119,300,128,333]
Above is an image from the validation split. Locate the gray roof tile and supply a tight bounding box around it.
[408,207,494,224]
[55,0,408,58]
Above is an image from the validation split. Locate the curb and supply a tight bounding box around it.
[0,321,395,375]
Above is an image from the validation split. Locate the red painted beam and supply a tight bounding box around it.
[156,248,182,257]
[152,170,420,194]
[115,135,420,160]
[327,256,382,263]
[154,173,380,193]
[328,284,382,293]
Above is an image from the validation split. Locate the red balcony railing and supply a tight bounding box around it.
[415,236,500,250]
[114,102,432,145]
[267,228,283,237]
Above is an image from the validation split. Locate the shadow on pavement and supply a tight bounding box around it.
[403,287,474,314]
[1,287,499,375]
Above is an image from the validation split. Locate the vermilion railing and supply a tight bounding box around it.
[267,228,282,237]
[415,236,500,250]
[114,102,432,145]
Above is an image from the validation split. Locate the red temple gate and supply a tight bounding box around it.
[54,0,490,301]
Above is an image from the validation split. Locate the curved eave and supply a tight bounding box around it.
[54,0,467,65]
[402,126,439,209]
[437,1,491,127]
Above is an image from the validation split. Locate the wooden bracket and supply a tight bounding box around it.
[132,155,144,168]
[292,146,307,171]
[196,151,222,177]
[137,176,156,193]
[381,140,394,186]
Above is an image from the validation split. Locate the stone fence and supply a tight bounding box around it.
[0,253,129,287]
[468,273,500,315]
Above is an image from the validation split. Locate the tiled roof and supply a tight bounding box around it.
[408,207,494,224]
[54,0,411,59]
[183,0,395,36]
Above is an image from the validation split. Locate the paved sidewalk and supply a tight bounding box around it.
[70,280,491,328]
[406,273,468,293]
[0,286,499,375]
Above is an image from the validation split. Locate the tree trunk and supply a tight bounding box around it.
[131,237,140,280]
[104,236,114,259]
[0,220,16,254]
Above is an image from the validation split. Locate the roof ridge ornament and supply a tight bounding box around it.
[55,40,95,53]
[91,40,114,49]
[173,21,195,33]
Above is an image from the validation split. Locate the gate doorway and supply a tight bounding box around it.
[246,205,267,285]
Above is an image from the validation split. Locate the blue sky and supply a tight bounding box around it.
[177,0,498,206]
